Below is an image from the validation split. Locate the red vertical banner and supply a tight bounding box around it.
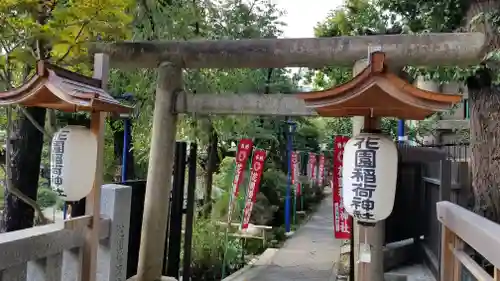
[333,136,351,239]
[241,149,267,230]
[291,151,300,196]
[309,153,317,184]
[311,153,318,183]
[227,139,253,221]
[295,152,301,196]
[318,154,325,186]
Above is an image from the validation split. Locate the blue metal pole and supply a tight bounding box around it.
[285,124,293,233]
[397,119,405,143]
[63,203,67,220]
[121,118,131,182]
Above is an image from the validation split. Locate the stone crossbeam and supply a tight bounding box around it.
[89,32,486,69]
[174,92,317,116]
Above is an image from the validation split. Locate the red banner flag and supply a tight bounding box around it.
[308,153,317,184]
[333,136,351,239]
[241,149,267,230]
[291,151,300,196]
[295,152,301,196]
[227,139,253,221]
[318,154,325,186]
[307,152,312,181]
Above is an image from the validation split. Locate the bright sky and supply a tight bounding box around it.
[271,0,344,87]
[273,0,344,38]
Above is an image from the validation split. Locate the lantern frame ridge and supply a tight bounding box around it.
[295,52,462,120]
[0,60,132,114]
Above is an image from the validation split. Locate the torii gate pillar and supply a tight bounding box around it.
[136,62,181,281]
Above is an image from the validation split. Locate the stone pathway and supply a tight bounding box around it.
[245,193,341,281]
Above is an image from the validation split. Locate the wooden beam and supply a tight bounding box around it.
[81,53,109,281]
[88,33,486,69]
[174,92,317,116]
[437,201,500,270]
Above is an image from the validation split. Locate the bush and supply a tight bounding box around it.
[0,189,4,210]
[37,187,58,209]
[56,199,65,211]
[299,179,325,211]
[189,217,244,281]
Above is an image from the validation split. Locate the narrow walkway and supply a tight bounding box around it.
[247,192,341,281]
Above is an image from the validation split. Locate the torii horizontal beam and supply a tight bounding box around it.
[174,92,315,116]
[89,33,486,69]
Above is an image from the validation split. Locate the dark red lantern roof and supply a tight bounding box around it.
[0,61,132,114]
[295,52,461,120]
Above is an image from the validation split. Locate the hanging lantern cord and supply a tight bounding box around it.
[2,105,49,225]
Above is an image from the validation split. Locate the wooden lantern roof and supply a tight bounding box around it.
[0,61,132,114]
[296,52,462,120]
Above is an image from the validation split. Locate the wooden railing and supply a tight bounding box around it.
[437,201,500,281]
[0,184,131,281]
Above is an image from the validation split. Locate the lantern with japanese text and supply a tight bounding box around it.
[341,133,398,224]
[50,125,98,201]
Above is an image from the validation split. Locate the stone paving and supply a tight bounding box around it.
[248,193,341,281]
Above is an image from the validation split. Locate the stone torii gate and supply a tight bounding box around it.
[89,32,486,281]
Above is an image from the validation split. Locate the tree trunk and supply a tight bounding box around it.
[466,67,500,222]
[203,124,218,217]
[0,1,52,232]
[1,107,46,232]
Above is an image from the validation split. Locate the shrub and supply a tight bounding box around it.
[37,187,58,209]
[56,199,65,211]
[189,217,244,281]
[0,189,4,210]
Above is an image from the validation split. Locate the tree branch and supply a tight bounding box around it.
[16,105,53,138]
[0,164,49,225]
[55,20,90,64]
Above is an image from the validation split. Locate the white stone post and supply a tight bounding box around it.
[97,184,132,281]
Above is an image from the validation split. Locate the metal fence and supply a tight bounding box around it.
[420,142,470,162]
[399,141,470,162]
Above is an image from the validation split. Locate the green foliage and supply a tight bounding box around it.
[214,157,237,193]
[0,187,4,210]
[56,199,65,211]
[36,187,57,209]
[0,0,134,89]
[299,179,326,210]
[376,0,467,32]
[294,122,322,152]
[190,217,244,280]
[108,0,296,180]
[212,156,287,224]
[258,167,288,211]
[307,0,483,142]
[304,0,396,90]
[0,0,135,224]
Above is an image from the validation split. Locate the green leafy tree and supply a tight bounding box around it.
[375,0,500,223]
[109,0,302,217]
[0,0,133,232]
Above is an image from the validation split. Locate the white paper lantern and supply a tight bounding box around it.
[50,125,98,201]
[342,133,398,224]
